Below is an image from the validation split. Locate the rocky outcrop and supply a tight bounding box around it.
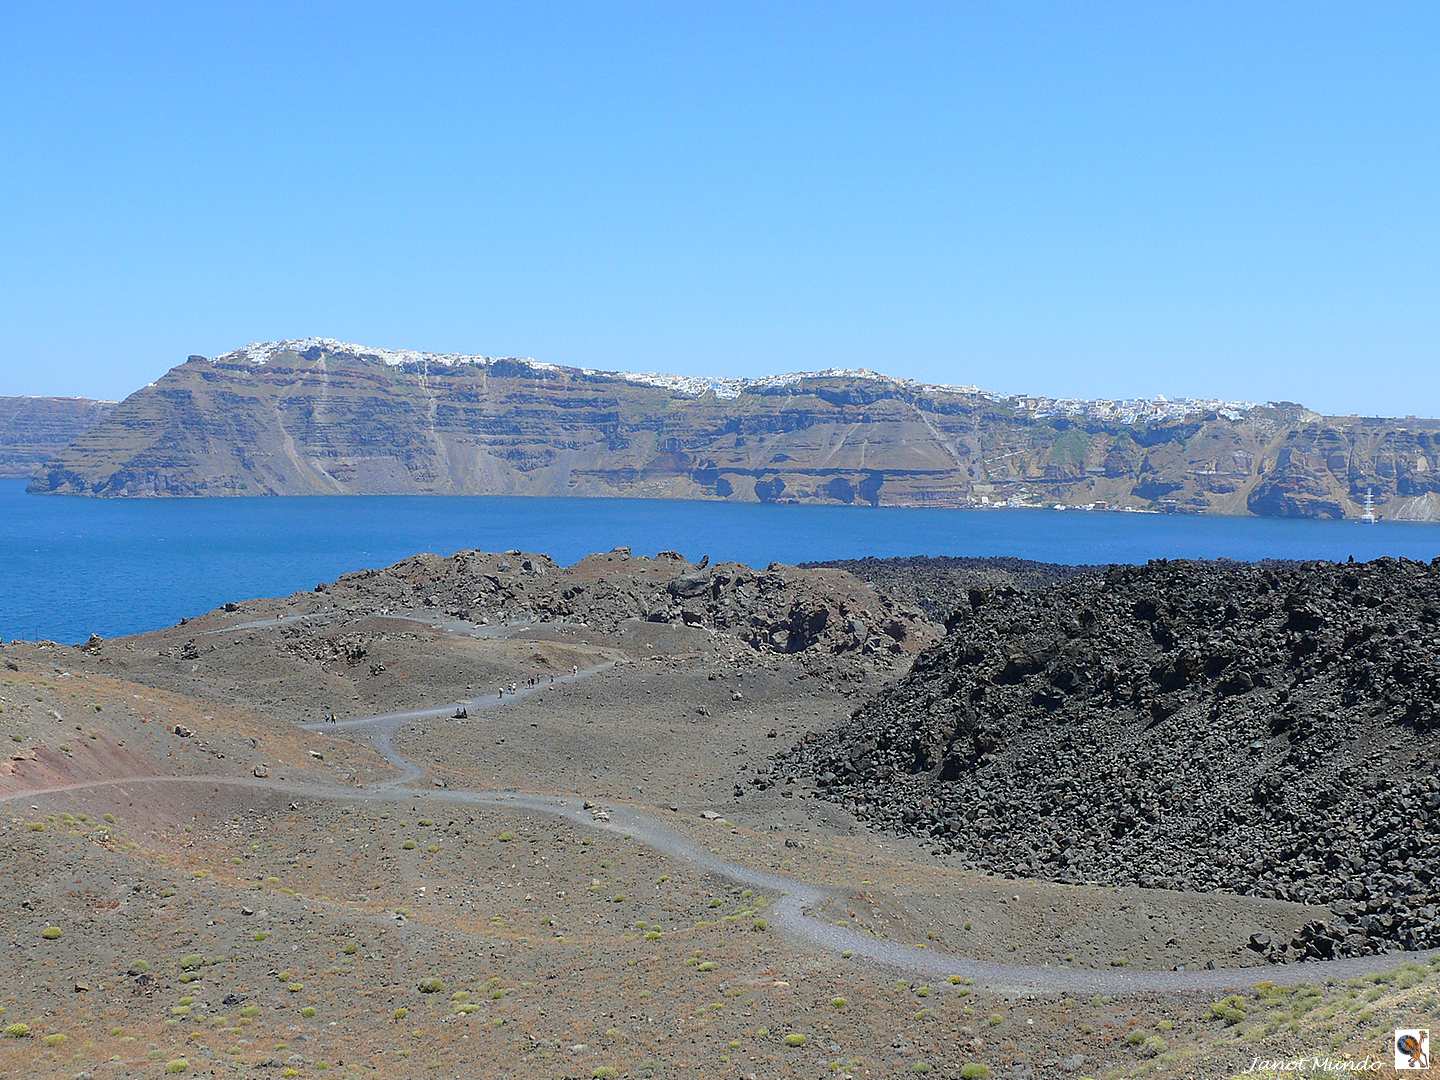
[776,557,1440,958]
[0,396,115,477]
[315,547,940,668]
[28,340,1440,520]
[802,555,1101,622]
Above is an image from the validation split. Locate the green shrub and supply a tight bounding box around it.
[4,1023,31,1038]
[165,1060,190,1075]
[831,997,847,1009]
[1138,1035,1167,1058]
[783,1033,806,1047]
[418,977,445,994]
[1210,995,1247,1025]
[178,953,204,970]
[959,1066,991,1080]
[41,1033,66,1047]
[40,925,62,940]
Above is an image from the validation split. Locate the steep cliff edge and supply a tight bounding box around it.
[28,339,1440,520]
[0,396,116,477]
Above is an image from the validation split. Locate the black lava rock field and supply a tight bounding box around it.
[777,557,1440,960]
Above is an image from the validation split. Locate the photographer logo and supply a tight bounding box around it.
[1396,1029,1431,1072]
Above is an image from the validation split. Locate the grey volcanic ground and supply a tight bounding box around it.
[1,551,1435,1078]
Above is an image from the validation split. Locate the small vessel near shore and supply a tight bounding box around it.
[1361,487,1379,524]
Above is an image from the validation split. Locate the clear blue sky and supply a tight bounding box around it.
[2,2,1436,415]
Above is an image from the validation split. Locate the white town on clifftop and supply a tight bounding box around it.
[215,337,1263,425]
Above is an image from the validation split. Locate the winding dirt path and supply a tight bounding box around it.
[4,661,1433,996]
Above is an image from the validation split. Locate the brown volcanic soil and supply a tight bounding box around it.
[1,552,1436,1078]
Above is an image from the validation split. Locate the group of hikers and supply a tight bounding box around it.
[324,663,585,723]
[496,664,578,699]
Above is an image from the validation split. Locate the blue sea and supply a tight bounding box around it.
[3,477,1440,644]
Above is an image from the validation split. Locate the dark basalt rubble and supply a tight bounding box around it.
[803,555,1101,622]
[776,557,1440,959]
[309,548,940,669]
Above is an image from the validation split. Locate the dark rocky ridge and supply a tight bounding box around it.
[28,340,1440,519]
[804,555,1100,622]
[775,558,1440,959]
[295,548,941,674]
[0,396,115,476]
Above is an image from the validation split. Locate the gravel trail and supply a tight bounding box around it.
[5,655,1434,996]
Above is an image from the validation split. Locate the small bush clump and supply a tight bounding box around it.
[1210,995,1247,1025]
